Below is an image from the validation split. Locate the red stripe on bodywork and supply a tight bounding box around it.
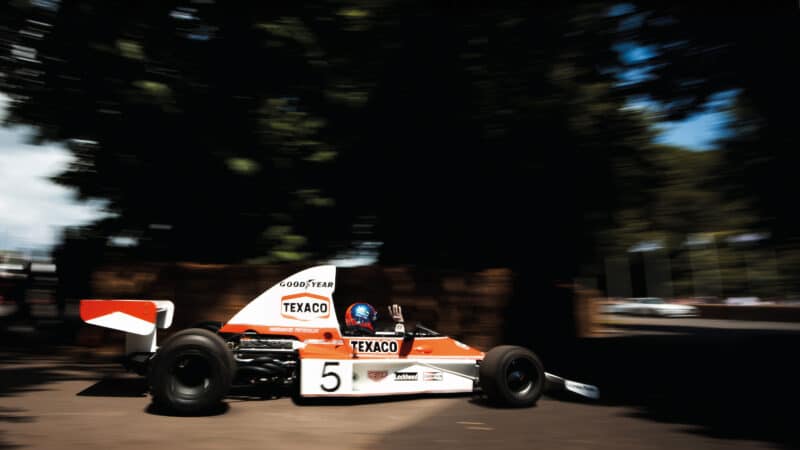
[80,300,156,323]
[281,292,330,301]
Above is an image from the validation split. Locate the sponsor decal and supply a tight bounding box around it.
[394,371,418,382]
[269,327,293,332]
[423,371,443,381]
[268,326,321,333]
[292,327,321,333]
[350,339,399,353]
[279,279,334,289]
[280,294,331,321]
[368,370,388,381]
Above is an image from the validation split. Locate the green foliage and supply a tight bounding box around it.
[226,158,260,175]
[117,39,144,60]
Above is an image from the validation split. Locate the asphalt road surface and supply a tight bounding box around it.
[1,337,796,450]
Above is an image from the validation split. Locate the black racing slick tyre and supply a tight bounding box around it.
[148,328,236,415]
[479,345,545,407]
[191,321,223,333]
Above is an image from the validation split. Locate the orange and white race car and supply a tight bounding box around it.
[80,265,598,414]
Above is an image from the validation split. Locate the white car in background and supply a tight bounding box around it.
[604,297,699,318]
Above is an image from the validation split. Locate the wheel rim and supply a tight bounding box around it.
[170,353,212,397]
[506,357,537,395]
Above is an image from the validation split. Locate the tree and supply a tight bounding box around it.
[617,1,799,237]
[615,1,800,296]
[1,1,371,262]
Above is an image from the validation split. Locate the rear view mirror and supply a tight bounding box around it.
[403,327,416,341]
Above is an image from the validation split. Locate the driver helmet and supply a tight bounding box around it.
[345,302,378,335]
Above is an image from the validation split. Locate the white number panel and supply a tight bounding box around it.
[300,359,355,396]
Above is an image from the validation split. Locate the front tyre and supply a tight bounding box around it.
[479,345,545,407]
[148,328,236,415]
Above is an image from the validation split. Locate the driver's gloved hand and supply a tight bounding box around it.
[388,304,405,334]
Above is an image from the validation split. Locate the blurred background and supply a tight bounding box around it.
[0,1,799,449]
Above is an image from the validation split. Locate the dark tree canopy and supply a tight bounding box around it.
[0,1,797,296]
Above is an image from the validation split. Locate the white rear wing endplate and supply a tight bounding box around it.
[80,299,175,353]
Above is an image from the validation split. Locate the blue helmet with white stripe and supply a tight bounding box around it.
[345,302,377,334]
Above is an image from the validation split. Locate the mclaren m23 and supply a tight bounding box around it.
[80,265,598,414]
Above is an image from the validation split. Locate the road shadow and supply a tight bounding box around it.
[291,392,471,407]
[76,377,148,397]
[0,361,119,398]
[0,317,127,399]
[0,435,22,450]
[144,401,230,417]
[0,408,34,424]
[534,329,800,449]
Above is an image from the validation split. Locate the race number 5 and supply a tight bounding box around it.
[320,362,341,392]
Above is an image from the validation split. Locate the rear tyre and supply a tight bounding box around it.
[148,328,235,415]
[191,321,223,333]
[479,345,545,407]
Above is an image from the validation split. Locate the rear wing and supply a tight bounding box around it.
[80,299,174,354]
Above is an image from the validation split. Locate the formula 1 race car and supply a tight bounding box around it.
[80,265,598,414]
